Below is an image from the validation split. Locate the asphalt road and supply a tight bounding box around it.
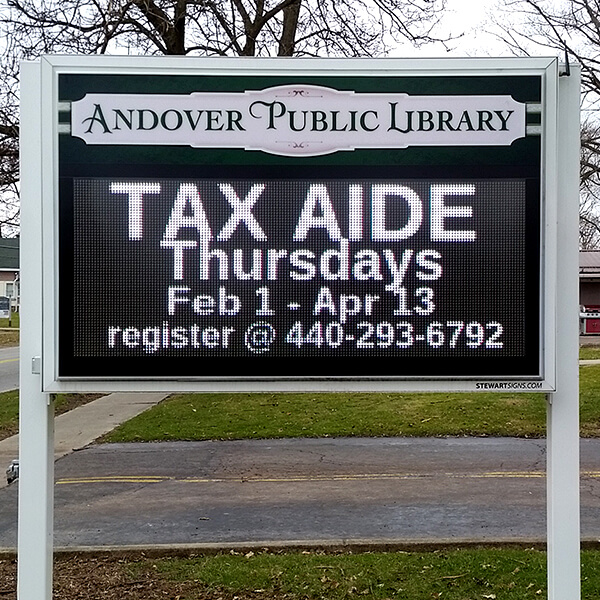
[0,346,18,393]
[0,436,598,549]
[0,340,597,549]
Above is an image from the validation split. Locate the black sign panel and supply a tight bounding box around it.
[58,72,542,381]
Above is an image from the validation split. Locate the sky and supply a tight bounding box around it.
[428,0,501,55]
[394,0,520,58]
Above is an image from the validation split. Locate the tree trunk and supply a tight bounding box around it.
[172,0,187,55]
[278,0,301,56]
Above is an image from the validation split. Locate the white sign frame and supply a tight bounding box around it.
[18,56,580,600]
[32,56,560,393]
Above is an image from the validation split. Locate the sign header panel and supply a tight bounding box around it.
[70,85,527,155]
[47,58,554,390]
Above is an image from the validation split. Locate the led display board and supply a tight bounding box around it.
[46,57,555,389]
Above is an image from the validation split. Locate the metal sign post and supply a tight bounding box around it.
[18,56,580,599]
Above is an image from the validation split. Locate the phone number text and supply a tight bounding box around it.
[285,320,504,349]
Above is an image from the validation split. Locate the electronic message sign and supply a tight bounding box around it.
[47,57,555,389]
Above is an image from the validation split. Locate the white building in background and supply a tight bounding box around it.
[0,238,19,309]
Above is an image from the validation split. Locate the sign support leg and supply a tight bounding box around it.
[18,59,54,600]
[547,388,580,600]
[546,64,581,600]
[17,383,54,600]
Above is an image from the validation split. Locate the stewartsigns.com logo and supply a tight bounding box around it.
[71,84,526,157]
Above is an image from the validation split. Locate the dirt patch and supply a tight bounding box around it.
[0,331,19,348]
[0,555,265,600]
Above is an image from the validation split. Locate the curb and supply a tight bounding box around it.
[2,537,600,559]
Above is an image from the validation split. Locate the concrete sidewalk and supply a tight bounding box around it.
[0,392,167,489]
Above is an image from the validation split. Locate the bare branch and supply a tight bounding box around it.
[0,0,451,234]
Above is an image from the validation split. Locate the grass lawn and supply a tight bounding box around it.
[0,546,591,599]
[0,313,19,327]
[102,363,600,442]
[581,345,600,360]
[0,390,18,439]
[118,547,600,600]
[3,344,600,442]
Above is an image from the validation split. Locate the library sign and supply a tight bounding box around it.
[51,58,551,389]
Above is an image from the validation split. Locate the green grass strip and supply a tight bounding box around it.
[103,388,545,442]
[4,358,600,443]
[581,345,600,360]
[102,363,600,442]
[127,547,600,599]
[0,389,19,438]
[0,313,19,329]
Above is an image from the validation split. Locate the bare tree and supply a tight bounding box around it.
[0,0,448,236]
[496,0,600,104]
[0,33,21,237]
[580,120,600,248]
[493,0,600,247]
[1,0,448,58]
